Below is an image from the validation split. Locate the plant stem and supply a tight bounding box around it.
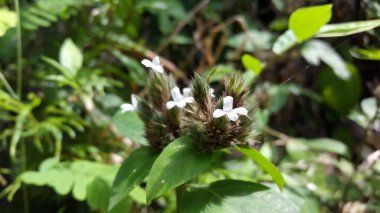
[0,70,18,99]
[14,0,28,212]
[15,0,22,97]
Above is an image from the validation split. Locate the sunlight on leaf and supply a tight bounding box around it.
[289,4,332,42]
[235,146,285,190]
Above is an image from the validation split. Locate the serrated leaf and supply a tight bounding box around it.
[109,146,158,211]
[180,180,297,213]
[235,146,285,190]
[59,38,83,77]
[316,19,380,37]
[113,111,148,145]
[272,30,297,54]
[289,4,332,42]
[301,39,350,80]
[146,136,212,203]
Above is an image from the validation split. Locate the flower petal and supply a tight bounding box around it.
[183,97,194,104]
[120,103,135,113]
[152,56,160,65]
[171,87,183,102]
[213,109,227,118]
[152,64,164,73]
[223,96,233,112]
[183,88,192,97]
[166,101,177,110]
[233,107,248,116]
[227,111,239,121]
[131,94,138,108]
[141,59,153,68]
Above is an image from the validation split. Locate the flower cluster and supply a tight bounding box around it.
[120,57,254,151]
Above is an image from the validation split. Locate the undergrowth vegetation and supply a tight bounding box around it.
[0,0,380,212]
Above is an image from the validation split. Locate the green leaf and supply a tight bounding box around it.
[227,30,274,51]
[0,8,18,37]
[350,47,380,60]
[254,109,270,133]
[361,97,378,119]
[288,138,350,157]
[146,136,212,203]
[318,63,361,115]
[289,4,332,42]
[180,180,297,213]
[109,146,158,210]
[112,111,148,145]
[241,54,263,77]
[272,30,297,54]
[316,19,380,37]
[87,177,111,213]
[235,146,285,190]
[268,84,290,113]
[301,40,350,80]
[59,38,83,77]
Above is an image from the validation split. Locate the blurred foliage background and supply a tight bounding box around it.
[0,0,379,212]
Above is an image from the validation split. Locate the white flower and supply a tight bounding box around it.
[183,87,192,98]
[209,88,215,97]
[120,94,138,112]
[141,56,164,73]
[166,87,194,109]
[213,96,248,121]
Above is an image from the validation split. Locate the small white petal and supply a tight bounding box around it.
[152,64,164,73]
[152,56,160,65]
[223,96,233,112]
[120,103,135,113]
[209,88,215,97]
[177,101,187,108]
[227,112,239,121]
[141,59,153,68]
[171,87,183,102]
[213,109,227,118]
[183,88,192,97]
[233,107,248,116]
[166,101,177,110]
[131,94,138,108]
[182,97,194,104]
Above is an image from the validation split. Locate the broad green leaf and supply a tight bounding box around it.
[59,38,83,77]
[289,4,332,42]
[227,30,274,51]
[272,30,297,54]
[109,146,158,210]
[180,180,297,213]
[146,136,212,203]
[301,40,350,80]
[361,98,378,119]
[350,47,380,60]
[316,19,380,37]
[268,84,290,113]
[0,8,18,37]
[113,111,148,145]
[241,54,263,76]
[235,146,285,190]
[318,63,361,115]
[254,109,270,133]
[288,138,350,157]
[87,177,111,213]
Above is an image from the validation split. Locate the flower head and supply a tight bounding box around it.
[120,94,138,112]
[213,96,247,121]
[166,87,194,109]
[141,56,164,73]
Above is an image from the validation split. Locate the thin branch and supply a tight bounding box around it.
[155,0,210,53]
[0,70,19,100]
